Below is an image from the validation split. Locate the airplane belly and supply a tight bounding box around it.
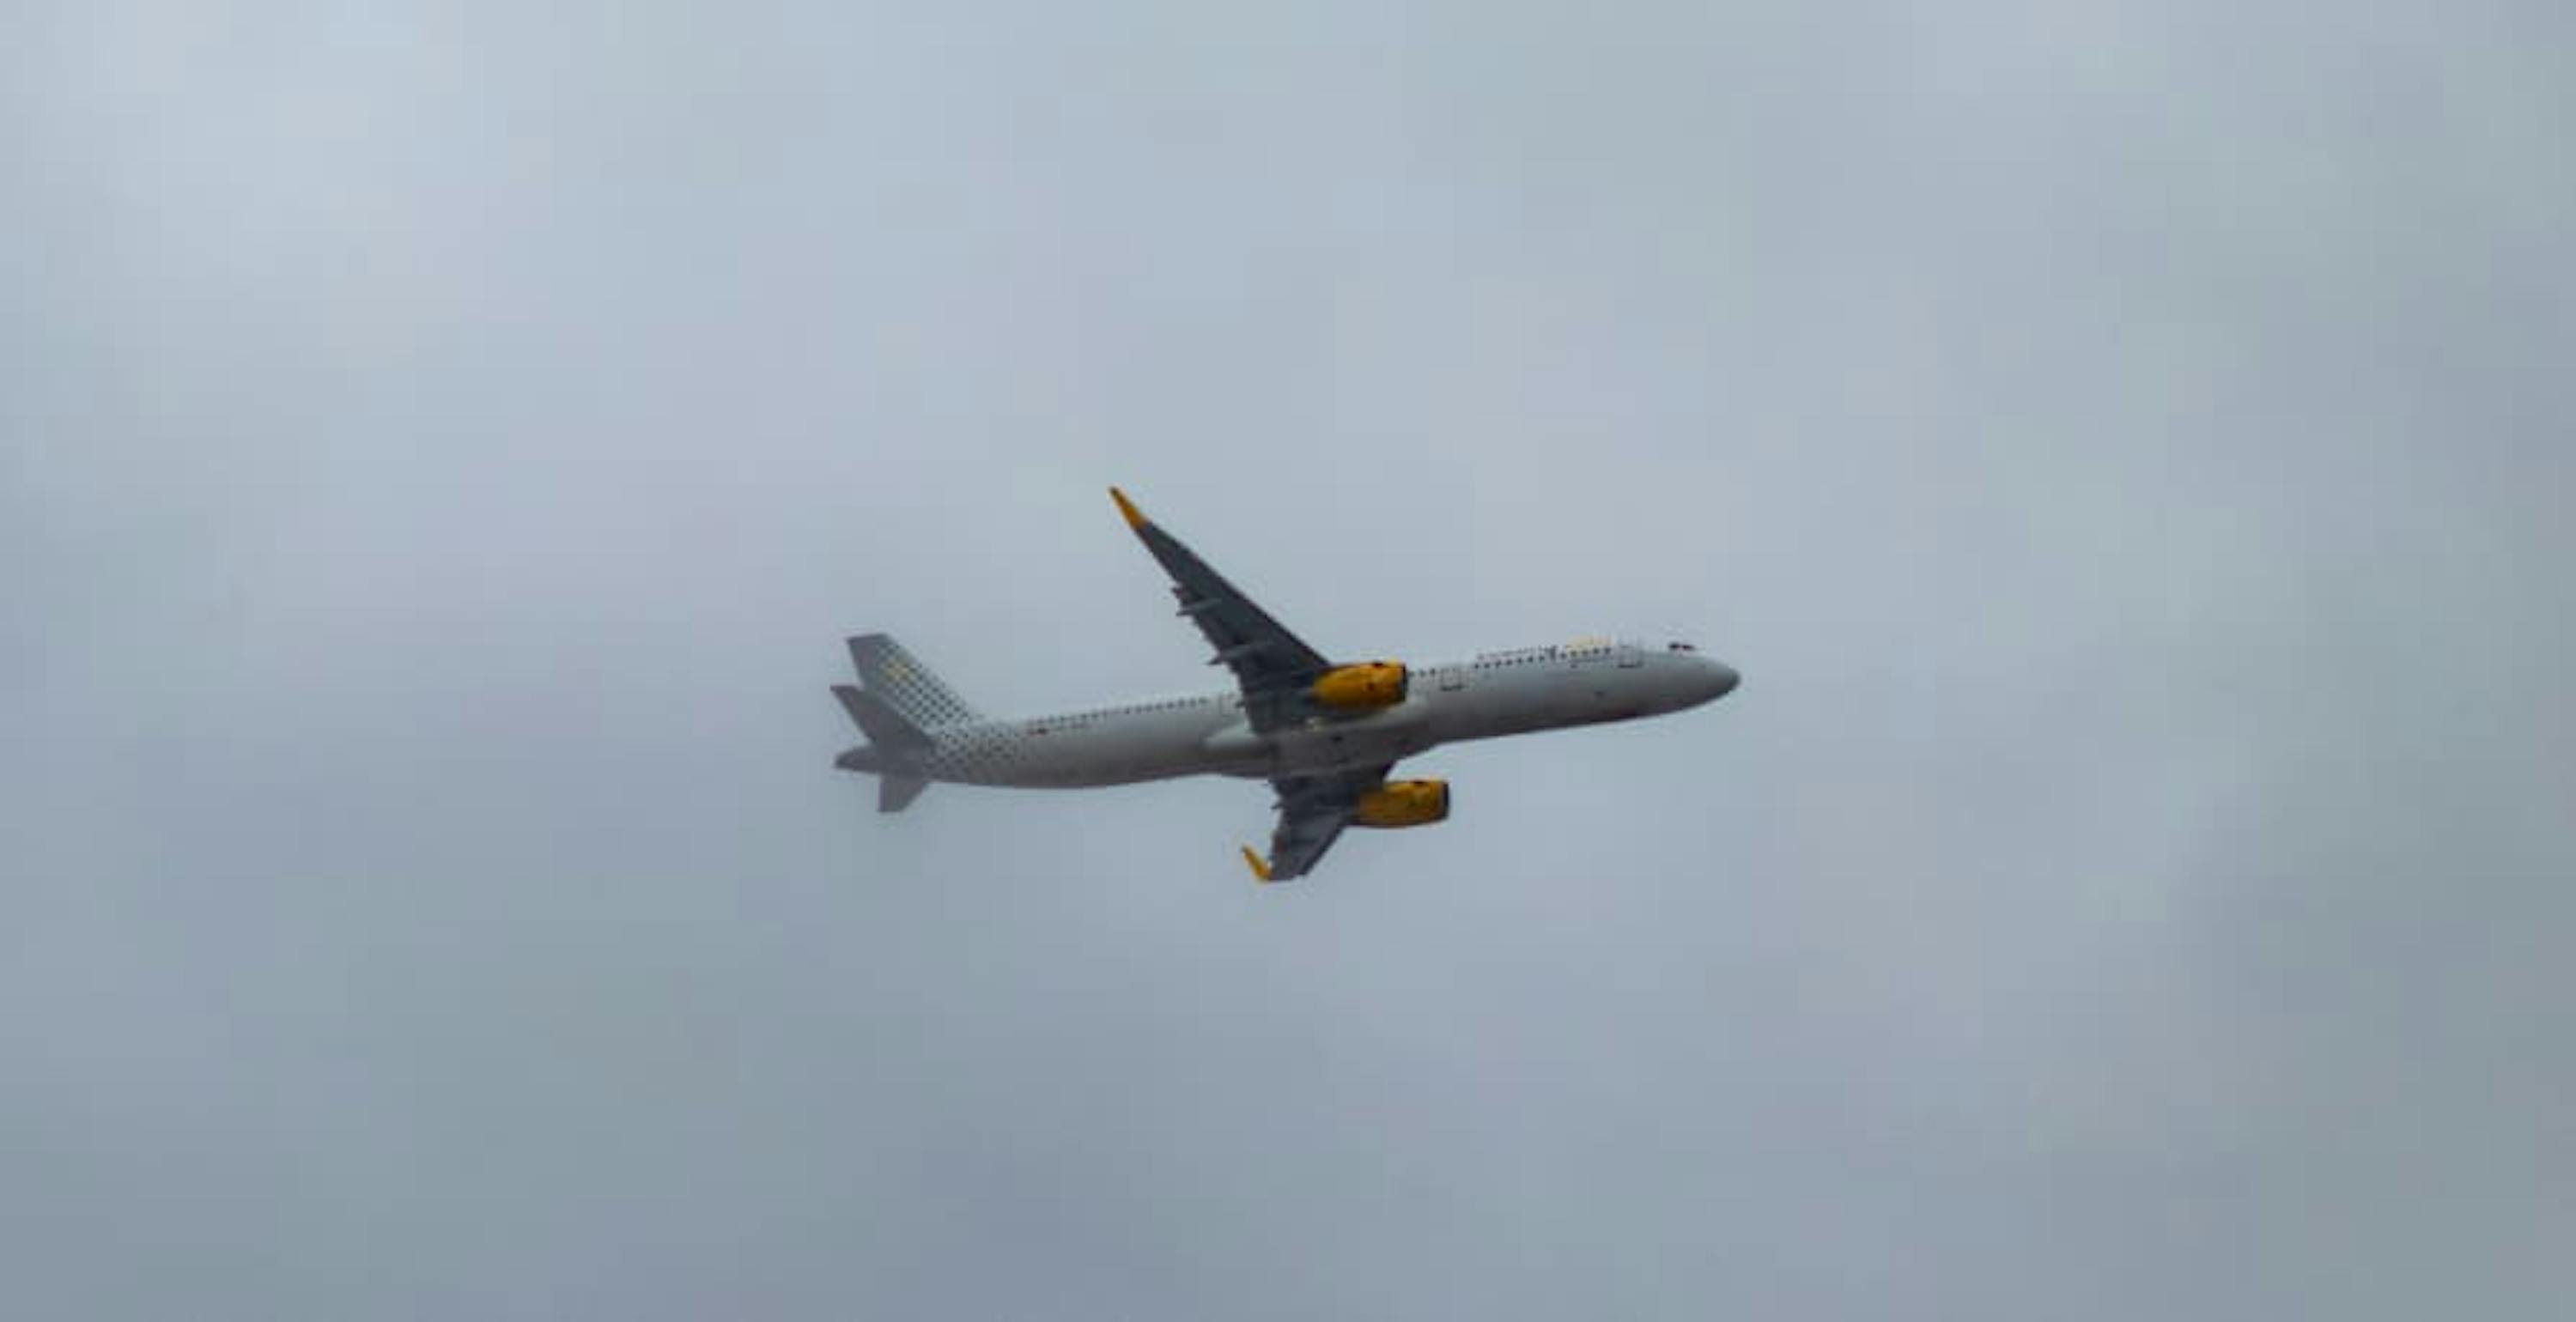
[1268,717,1433,776]
[1118,717,1223,781]
[1201,700,1437,777]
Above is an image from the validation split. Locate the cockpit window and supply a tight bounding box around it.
[1668,641,1698,652]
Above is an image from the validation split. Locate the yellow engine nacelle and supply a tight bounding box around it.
[1354,779,1450,828]
[1309,661,1409,711]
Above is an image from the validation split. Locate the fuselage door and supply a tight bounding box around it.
[1616,640,1643,669]
[1437,664,1467,691]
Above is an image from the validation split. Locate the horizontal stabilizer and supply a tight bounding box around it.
[879,775,930,813]
[833,684,931,752]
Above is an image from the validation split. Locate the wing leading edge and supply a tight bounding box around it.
[1109,487,1328,732]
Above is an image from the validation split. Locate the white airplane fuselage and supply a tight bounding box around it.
[867,637,1739,791]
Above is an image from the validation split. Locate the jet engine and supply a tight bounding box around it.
[1309,661,1409,711]
[1353,779,1450,828]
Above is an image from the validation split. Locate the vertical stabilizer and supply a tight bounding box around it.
[846,634,980,731]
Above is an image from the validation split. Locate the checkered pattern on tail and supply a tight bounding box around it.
[846,634,981,730]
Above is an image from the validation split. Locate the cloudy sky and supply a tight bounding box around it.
[7,3,2572,1318]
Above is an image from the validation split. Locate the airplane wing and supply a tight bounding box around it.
[1110,488,1329,731]
[1242,764,1393,883]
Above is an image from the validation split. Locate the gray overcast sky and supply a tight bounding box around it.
[6,3,2572,1318]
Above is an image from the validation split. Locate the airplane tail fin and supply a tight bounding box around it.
[846,634,981,731]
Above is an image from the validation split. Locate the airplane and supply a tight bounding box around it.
[829,488,1741,882]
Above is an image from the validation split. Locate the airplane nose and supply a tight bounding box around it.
[1703,658,1741,701]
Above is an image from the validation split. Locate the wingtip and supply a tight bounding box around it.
[1109,486,1147,530]
[1240,845,1274,882]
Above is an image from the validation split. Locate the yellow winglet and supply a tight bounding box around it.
[1109,486,1148,530]
[1240,845,1274,882]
